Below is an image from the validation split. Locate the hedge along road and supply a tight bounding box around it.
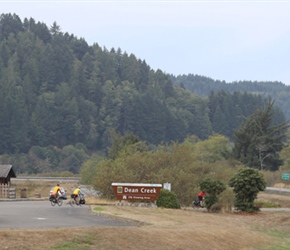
[0,201,133,229]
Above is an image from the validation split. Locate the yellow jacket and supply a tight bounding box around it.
[52,186,60,195]
[73,188,81,195]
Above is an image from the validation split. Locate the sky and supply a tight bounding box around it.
[2,0,290,85]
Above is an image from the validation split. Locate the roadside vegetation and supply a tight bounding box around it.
[78,100,290,212]
[7,98,290,213]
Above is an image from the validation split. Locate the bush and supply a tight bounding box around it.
[218,188,235,212]
[199,178,226,211]
[157,189,180,209]
[209,204,222,213]
[229,167,266,212]
[254,201,281,208]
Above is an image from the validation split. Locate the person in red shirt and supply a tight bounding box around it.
[198,191,206,207]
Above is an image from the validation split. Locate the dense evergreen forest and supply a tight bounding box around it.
[171,74,290,122]
[0,13,287,174]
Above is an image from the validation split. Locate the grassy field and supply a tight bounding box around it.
[1,180,290,250]
[10,179,79,198]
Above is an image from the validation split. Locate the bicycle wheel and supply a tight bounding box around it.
[57,198,63,206]
[69,198,75,207]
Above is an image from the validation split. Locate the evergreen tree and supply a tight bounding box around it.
[0,41,10,67]
[233,99,289,171]
[211,104,228,135]
[0,13,23,40]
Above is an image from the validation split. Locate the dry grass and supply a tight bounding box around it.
[258,192,290,208]
[1,204,290,250]
[11,179,79,198]
[1,181,290,250]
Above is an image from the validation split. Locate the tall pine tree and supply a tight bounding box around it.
[233,99,289,171]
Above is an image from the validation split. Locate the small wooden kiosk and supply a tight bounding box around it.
[0,165,16,198]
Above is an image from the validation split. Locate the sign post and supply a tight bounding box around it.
[163,182,171,191]
[111,183,162,201]
[281,173,290,181]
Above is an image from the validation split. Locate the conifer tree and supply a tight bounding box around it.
[233,99,289,171]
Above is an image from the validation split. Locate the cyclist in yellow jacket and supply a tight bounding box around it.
[52,184,62,200]
[72,187,83,205]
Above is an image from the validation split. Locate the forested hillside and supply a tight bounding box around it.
[0,13,286,174]
[171,74,290,122]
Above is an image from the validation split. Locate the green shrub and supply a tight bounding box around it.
[254,201,281,208]
[229,167,266,212]
[157,189,180,209]
[200,178,226,211]
[218,188,235,212]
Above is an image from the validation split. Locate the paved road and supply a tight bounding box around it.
[261,208,290,212]
[0,201,132,229]
[265,187,290,195]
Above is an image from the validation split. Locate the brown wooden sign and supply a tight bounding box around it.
[112,183,162,201]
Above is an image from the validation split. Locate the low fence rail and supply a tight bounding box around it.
[0,184,16,198]
[14,176,80,182]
